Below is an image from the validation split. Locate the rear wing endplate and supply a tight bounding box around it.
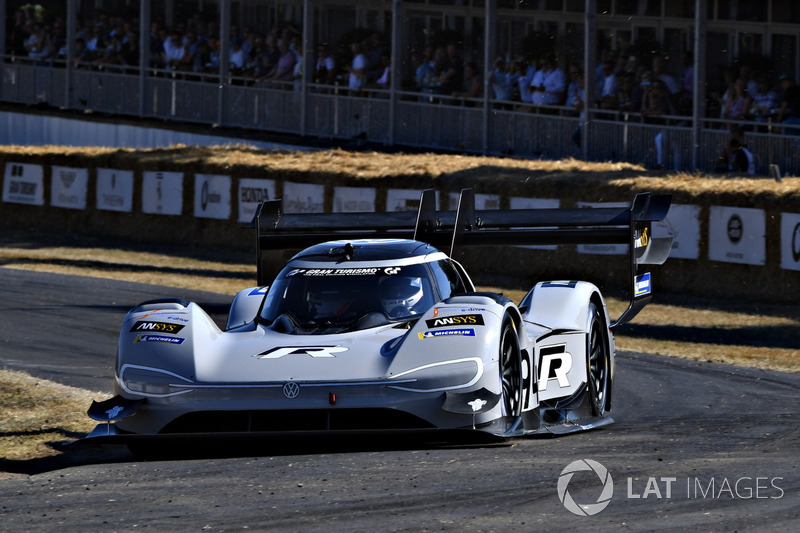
[252,189,672,329]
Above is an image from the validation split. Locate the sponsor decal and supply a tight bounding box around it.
[727,214,743,243]
[634,272,652,297]
[418,328,476,339]
[255,346,349,359]
[538,344,572,391]
[425,314,485,328]
[248,287,269,296]
[793,223,800,263]
[467,399,487,412]
[634,227,649,248]
[542,281,577,288]
[286,268,400,277]
[135,334,186,345]
[432,307,487,317]
[130,321,185,334]
[105,406,124,418]
[282,382,300,399]
[152,314,189,322]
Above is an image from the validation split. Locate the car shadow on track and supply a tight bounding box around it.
[1,432,513,475]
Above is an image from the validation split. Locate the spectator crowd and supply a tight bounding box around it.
[5,5,800,139]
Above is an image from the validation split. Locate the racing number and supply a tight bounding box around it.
[538,344,572,392]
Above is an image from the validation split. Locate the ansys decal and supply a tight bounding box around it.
[425,314,485,328]
[130,321,185,334]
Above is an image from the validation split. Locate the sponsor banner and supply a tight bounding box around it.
[708,206,766,265]
[653,203,700,260]
[386,189,440,212]
[425,314,485,328]
[283,181,324,213]
[448,192,500,210]
[142,171,183,215]
[780,213,800,271]
[51,166,89,210]
[577,201,628,255]
[238,178,276,223]
[194,174,232,220]
[333,186,376,213]
[96,168,134,212]
[510,197,561,250]
[418,328,475,339]
[2,163,44,205]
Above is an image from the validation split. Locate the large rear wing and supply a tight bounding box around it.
[252,189,672,328]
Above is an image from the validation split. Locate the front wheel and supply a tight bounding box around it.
[499,315,523,418]
[587,302,610,416]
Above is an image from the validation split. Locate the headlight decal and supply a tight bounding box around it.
[387,357,484,392]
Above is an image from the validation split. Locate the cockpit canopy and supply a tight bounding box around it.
[259,245,468,332]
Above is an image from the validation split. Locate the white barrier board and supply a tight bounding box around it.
[708,206,765,265]
[96,168,134,212]
[142,171,183,215]
[2,163,44,205]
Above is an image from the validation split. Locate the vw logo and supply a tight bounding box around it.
[557,459,614,516]
[282,381,300,399]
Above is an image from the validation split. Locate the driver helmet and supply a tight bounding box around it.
[379,276,424,317]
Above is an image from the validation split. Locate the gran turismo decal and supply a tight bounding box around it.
[425,314,485,328]
[135,334,186,345]
[286,267,400,277]
[538,344,573,392]
[130,321,185,334]
[418,328,476,339]
[255,346,349,359]
[635,272,652,297]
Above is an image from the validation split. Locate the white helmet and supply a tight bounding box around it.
[380,276,424,317]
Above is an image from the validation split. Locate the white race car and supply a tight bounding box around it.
[87,190,671,445]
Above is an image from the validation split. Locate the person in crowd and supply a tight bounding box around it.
[750,77,778,125]
[229,37,248,76]
[438,43,463,96]
[652,55,679,96]
[345,40,367,93]
[723,78,752,129]
[364,31,385,84]
[677,51,694,115]
[616,71,640,114]
[514,56,536,104]
[163,31,184,71]
[72,37,95,69]
[530,53,565,107]
[257,37,296,84]
[568,68,586,146]
[452,62,482,102]
[487,55,516,102]
[412,47,434,91]
[777,75,800,134]
[715,127,755,174]
[420,47,448,97]
[597,59,619,110]
[314,43,336,85]
[371,53,391,91]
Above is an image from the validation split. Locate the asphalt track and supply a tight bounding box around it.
[1,269,799,531]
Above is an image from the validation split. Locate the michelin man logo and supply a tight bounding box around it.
[557,459,614,516]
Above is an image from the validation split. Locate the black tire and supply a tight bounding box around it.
[587,301,610,416]
[499,315,523,418]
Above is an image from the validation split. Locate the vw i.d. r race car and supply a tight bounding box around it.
[86,189,672,445]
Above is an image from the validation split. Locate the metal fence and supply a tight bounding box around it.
[3,57,799,176]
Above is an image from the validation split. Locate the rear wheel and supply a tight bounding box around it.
[587,302,610,416]
[499,316,523,418]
